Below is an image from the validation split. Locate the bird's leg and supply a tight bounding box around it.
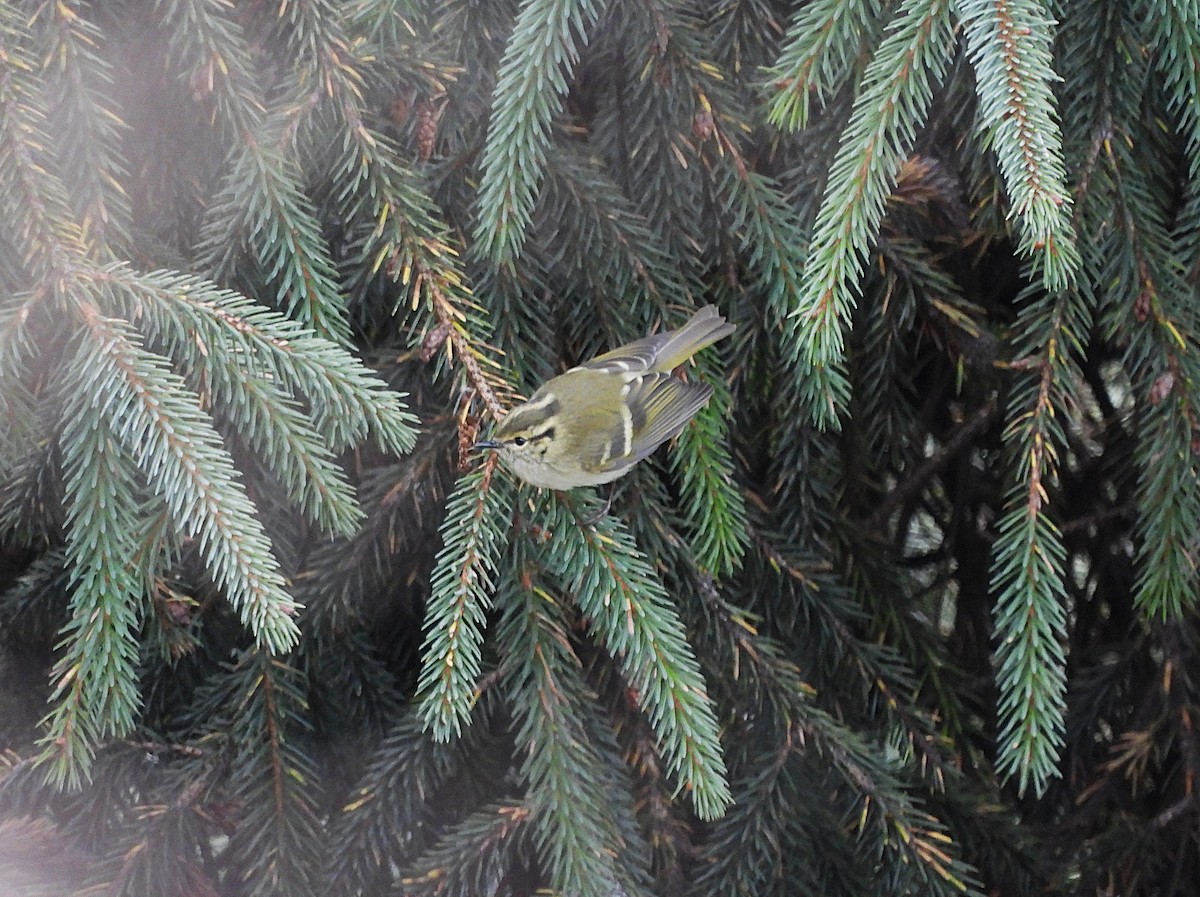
[579,488,615,526]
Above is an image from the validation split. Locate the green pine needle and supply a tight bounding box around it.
[957,0,1080,290]
[499,567,647,897]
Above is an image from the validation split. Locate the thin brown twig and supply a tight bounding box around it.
[420,263,506,419]
[868,399,999,528]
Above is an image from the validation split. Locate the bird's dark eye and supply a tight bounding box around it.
[512,436,527,446]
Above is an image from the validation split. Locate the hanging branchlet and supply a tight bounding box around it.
[474,0,609,266]
[956,0,1080,290]
[989,279,1088,794]
[417,460,513,741]
[785,0,957,429]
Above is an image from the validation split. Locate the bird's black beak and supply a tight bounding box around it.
[473,440,501,450]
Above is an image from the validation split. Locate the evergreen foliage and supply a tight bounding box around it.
[0,2,1198,896]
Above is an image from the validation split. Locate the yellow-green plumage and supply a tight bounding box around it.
[477,306,734,489]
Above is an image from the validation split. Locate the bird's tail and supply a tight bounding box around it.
[651,305,736,372]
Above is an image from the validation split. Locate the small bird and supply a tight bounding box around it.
[475,306,734,490]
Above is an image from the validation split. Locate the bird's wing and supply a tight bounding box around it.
[573,334,669,378]
[583,373,713,474]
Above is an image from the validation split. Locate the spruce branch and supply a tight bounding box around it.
[1054,0,1200,623]
[86,761,220,896]
[670,377,747,575]
[742,535,962,782]
[791,0,957,429]
[1140,0,1200,180]
[540,491,732,820]
[37,404,145,788]
[989,278,1089,795]
[767,0,888,131]
[417,460,514,741]
[704,134,808,344]
[155,0,263,135]
[218,651,324,897]
[29,0,130,257]
[955,0,1080,289]
[1116,229,1199,624]
[0,7,89,281]
[197,100,352,343]
[0,287,49,386]
[538,150,692,344]
[70,304,302,654]
[697,588,980,895]
[691,732,805,895]
[422,269,511,420]
[499,564,648,897]
[400,803,532,897]
[263,0,360,98]
[161,0,351,342]
[96,272,369,538]
[474,0,608,266]
[1133,396,1200,619]
[98,264,418,457]
[301,38,511,423]
[326,710,499,897]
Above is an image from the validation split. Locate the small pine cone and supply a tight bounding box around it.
[458,414,480,473]
[420,320,452,362]
[1149,370,1175,405]
[416,101,442,160]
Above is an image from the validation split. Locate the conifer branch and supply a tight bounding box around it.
[691,734,803,894]
[0,7,89,280]
[542,492,732,820]
[98,264,418,457]
[219,651,324,897]
[792,0,957,428]
[1139,0,1200,179]
[671,378,747,575]
[326,711,493,897]
[989,282,1085,794]
[29,0,130,257]
[197,101,352,343]
[422,271,510,420]
[698,588,980,895]
[1107,186,1200,620]
[71,304,302,654]
[37,409,144,788]
[95,273,368,537]
[417,461,513,740]
[157,0,263,134]
[1132,395,1200,619]
[539,151,691,344]
[400,803,532,897]
[499,569,646,897]
[1077,73,1200,620]
[474,0,607,265]
[162,0,351,342]
[767,0,886,131]
[292,25,511,422]
[955,0,1080,289]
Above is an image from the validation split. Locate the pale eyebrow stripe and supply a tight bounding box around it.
[519,392,560,416]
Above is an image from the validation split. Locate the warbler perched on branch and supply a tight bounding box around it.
[475,306,734,490]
